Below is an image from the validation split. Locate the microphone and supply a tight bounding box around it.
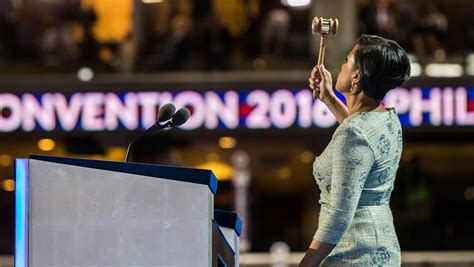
[157,103,176,124]
[146,103,177,131]
[171,107,190,127]
[124,104,190,162]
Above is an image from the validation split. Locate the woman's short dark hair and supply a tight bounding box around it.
[354,34,411,101]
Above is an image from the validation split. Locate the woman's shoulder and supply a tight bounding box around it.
[332,118,369,144]
[334,112,369,137]
[332,108,401,148]
[334,108,402,161]
[338,108,400,139]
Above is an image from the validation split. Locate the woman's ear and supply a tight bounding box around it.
[350,69,362,94]
[352,69,361,85]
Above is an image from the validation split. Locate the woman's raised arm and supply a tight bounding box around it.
[309,65,349,124]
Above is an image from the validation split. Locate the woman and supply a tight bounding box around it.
[300,35,411,266]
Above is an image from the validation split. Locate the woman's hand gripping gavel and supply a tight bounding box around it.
[310,17,339,100]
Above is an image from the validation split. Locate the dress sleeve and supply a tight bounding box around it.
[314,123,375,244]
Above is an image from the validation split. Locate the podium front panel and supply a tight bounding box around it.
[25,157,215,266]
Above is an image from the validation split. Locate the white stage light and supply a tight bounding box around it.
[281,0,311,8]
[410,63,422,77]
[425,63,463,77]
[77,67,94,82]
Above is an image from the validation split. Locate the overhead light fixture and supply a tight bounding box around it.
[281,0,311,8]
[219,137,236,149]
[410,63,422,77]
[142,0,165,3]
[2,179,15,192]
[37,139,56,152]
[77,67,94,82]
[425,63,463,77]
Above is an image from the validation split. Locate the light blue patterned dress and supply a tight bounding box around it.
[313,107,402,266]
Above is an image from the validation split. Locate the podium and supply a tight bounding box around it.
[15,155,241,267]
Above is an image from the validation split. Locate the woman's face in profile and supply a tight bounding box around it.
[335,45,359,94]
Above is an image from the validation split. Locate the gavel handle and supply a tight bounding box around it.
[314,35,328,99]
[317,35,327,66]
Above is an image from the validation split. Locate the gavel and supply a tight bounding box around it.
[311,17,339,99]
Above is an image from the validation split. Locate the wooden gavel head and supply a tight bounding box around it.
[311,17,339,100]
[312,17,339,36]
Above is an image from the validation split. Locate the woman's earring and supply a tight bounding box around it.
[350,81,355,92]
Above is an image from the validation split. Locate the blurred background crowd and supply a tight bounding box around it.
[0,0,472,73]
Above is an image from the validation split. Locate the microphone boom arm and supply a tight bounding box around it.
[124,120,173,162]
